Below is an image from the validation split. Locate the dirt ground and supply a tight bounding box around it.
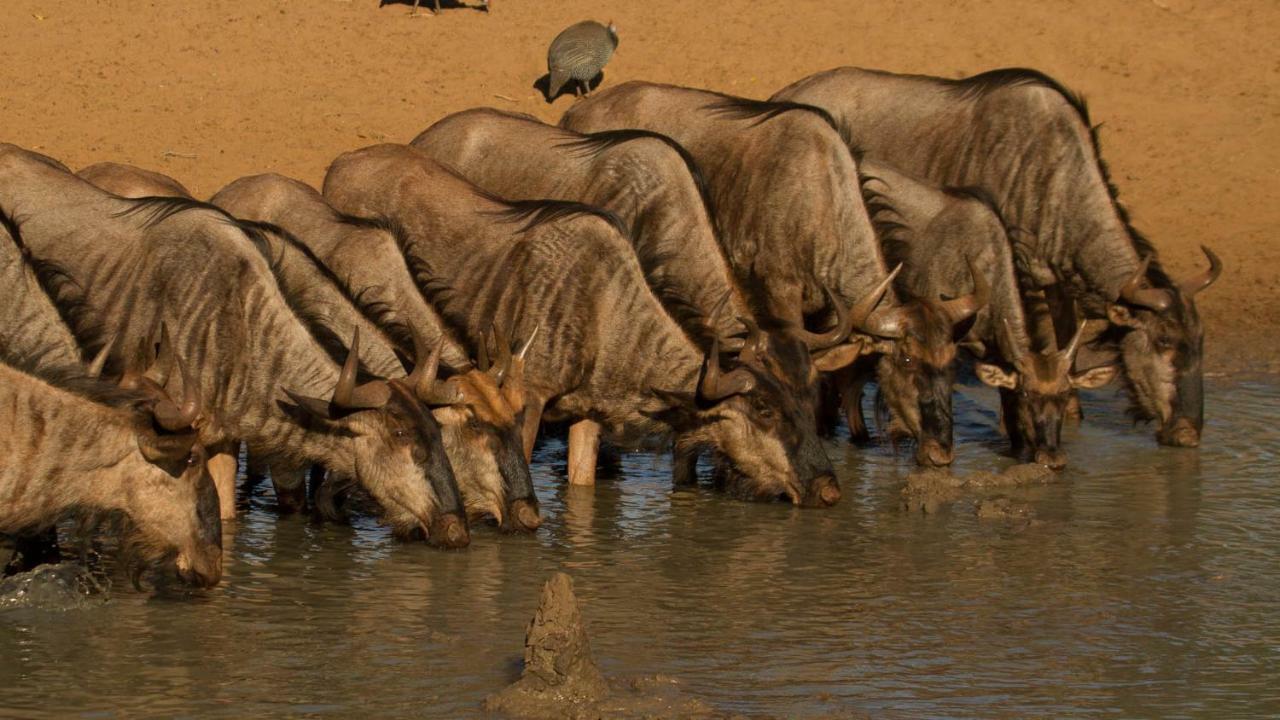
[2,0,1276,373]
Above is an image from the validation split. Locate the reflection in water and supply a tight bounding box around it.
[2,380,1278,718]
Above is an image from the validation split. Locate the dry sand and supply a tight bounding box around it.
[2,0,1276,373]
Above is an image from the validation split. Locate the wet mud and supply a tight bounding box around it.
[485,572,733,720]
[0,563,108,612]
[902,463,1055,514]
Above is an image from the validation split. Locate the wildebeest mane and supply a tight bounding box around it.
[113,195,229,229]
[556,129,722,240]
[947,68,1172,287]
[488,199,630,239]
[705,95,839,132]
[4,360,154,419]
[0,206,104,361]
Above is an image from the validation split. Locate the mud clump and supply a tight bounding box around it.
[903,463,1055,515]
[0,563,109,612]
[484,572,735,719]
[975,496,1036,522]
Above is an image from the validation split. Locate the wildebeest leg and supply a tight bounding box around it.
[521,397,546,463]
[567,419,600,486]
[672,446,699,487]
[207,442,239,521]
[307,465,326,505]
[244,449,268,495]
[269,463,308,515]
[3,528,61,576]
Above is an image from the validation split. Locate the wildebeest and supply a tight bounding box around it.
[323,143,841,506]
[560,82,977,466]
[858,159,1119,468]
[410,107,753,350]
[774,67,1221,447]
[0,354,222,589]
[209,172,542,532]
[0,143,470,548]
[79,161,192,199]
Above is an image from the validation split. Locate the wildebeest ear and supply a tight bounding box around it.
[974,363,1019,390]
[281,389,336,422]
[137,431,199,469]
[812,342,862,372]
[1070,364,1120,390]
[1106,304,1141,328]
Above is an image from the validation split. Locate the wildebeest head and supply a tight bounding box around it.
[115,334,222,589]
[659,335,840,508]
[1106,247,1220,447]
[976,320,1119,469]
[872,260,989,467]
[283,327,470,549]
[413,324,542,533]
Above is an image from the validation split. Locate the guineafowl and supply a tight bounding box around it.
[547,20,618,99]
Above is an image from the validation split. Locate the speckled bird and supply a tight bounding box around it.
[547,20,618,99]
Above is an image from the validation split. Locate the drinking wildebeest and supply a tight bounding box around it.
[0,353,222,589]
[323,143,841,506]
[210,173,543,532]
[0,143,470,548]
[773,67,1221,447]
[561,83,974,467]
[859,159,1119,468]
[411,108,753,350]
[83,162,538,530]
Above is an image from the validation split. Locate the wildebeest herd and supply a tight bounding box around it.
[0,67,1221,591]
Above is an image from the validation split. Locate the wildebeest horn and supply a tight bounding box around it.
[332,327,391,410]
[1001,318,1030,372]
[1179,245,1222,298]
[405,327,441,397]
[854,264,906,339]
[791,285,853,351]
[1059,318,1088,368]
[476,329,491,373]
[491,323,513,385]
[151,351,202,432]
[1119,255,1173,311]
[937,257,990,325]
[699,336,756,402]
[736,315,768,366]
[514,323,539,363]
[86,333,117,378]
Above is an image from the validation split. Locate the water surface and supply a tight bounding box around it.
[2,379,1277,718]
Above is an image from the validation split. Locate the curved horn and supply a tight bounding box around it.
[1119,255,1173,311]
[1001,318,1030,372]
[151,352,201,432]
[405,328,442,401]
[491,322,512,385]
[1179,245,1222,298]
[86,333,117,378]
[791,285,853,351]
[1059,318,1088,368]
[736,315,768,366]
[854,264,907,339]
[514,323,539,362]
[937,257,990,325]
[699,336,756,402]
[475,329,491,373]
[331,327,390,410]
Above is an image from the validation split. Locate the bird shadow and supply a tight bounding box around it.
[378,0,489,13]
[533,72,606,104]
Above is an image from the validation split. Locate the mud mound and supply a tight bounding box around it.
[485,571,733,719]
[902,463,1055,515]
[0,563,109,612]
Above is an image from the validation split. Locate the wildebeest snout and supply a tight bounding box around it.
[802,473,841,507]
[428,512,471,549]
[915,438,954,468]
[504,497,543,533]
[1160,417,1200,448]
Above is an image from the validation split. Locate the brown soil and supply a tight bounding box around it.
[2,0,1276,373]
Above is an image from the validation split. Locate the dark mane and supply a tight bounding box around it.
[949,68,1172,287]
[5,361,152,417]
[488,199,630,239]
[112,195,229,229]
[705,95,839,132]
[233,219,396,380]
[556,129,722,239]
[0,211,104,360]
[950,68,1091,124]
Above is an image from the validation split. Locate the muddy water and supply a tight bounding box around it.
[2,379,1278,718]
